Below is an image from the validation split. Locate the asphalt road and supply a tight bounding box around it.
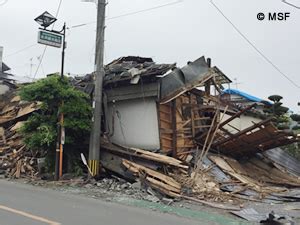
[0,179,201,225]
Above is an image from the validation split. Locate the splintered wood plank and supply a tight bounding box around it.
[123,159,182,190]
[146,177,180,193]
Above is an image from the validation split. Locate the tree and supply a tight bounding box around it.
[264,95,289,129]
[291,107,300,131]
[283,103,300,160]
[19,74,92,173]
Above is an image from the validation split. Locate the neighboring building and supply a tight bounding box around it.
[221,88,271,112]
[0,47,15,95]
[220,89,272,133]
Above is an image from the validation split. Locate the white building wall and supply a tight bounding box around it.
[107,97,160,150]
[222,114,262,133]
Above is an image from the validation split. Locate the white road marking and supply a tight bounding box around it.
[0,205,61,225]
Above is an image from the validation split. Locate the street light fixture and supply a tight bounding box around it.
[34,11,57,29]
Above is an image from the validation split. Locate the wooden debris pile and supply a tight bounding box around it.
[123,159,181,198]
[101,141,182,194]
[100,137,300,208]
[0,91,40,178]
[0,122,37,178]
[100,141,242,208]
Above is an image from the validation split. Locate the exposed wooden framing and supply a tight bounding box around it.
[181,103,216,110]
[226,123,240,132]
[194,117,211,121]
[123,159,182,190]
[195,103,256,141]
[205,78,211,96]
[190,94,196,138]
[158,103,173,153]
[196,106,228,169]
[213,118,273,147]
[102,142,189,169]
[171,100,177,157]
[194,125,212,129]
[210,78,222,95]
[217,129,254,154]
[218,103,257,129]
[249,132,291,150]
[160,117,172,124]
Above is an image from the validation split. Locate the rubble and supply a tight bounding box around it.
[0,90,40,178]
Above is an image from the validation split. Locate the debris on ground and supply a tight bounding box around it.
[0,90,40,178]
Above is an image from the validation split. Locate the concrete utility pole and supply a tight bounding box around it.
[88,0,106,177]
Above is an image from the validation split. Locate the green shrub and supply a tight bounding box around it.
[19,74,92,172]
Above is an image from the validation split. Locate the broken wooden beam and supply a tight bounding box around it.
[101,141,189,170]
[122,159,182,197]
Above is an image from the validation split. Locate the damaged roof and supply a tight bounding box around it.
[74,55,232,103]
[1,62,10,73]
[160,56,232,103]
[104,56,176,87]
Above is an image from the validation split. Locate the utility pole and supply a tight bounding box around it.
[88,0,106,177]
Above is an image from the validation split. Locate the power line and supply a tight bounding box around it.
[6,44,37,57]
[282,0,300,9]
[33,46,47,79]
[70,0,184,29]
[108,0,183,20]
[13,0,182,77]
[210,0,300,89]
[55,0,63,18]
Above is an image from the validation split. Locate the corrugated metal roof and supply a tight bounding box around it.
[264,148,300,177]
[160,56,232,104]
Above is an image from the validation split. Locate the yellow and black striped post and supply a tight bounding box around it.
[88,160,100,177]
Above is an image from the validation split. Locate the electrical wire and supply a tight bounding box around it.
[210,0,300,89]
[18,0,182,78]
[70,0,183,29]
[55,0,63,18]
[33,47,47,79]
[6,44,38,57]
[282,0,300,9]
[108,0,183,20]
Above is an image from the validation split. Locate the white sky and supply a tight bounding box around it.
[0,0,299,111]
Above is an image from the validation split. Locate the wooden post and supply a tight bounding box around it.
[171,99,177,157]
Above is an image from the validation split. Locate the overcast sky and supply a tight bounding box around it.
[1,0,299,111]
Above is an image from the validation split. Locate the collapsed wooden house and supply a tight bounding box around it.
[100,56,231,157]
[87,56,300,203]
[87,56,299,160]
